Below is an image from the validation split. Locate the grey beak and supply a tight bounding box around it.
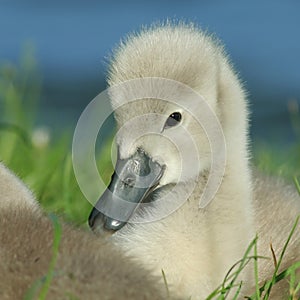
[88,149,164,232]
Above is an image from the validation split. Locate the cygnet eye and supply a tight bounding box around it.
[164,112,182,129]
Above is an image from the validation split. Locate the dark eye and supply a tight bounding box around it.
[164,112,182,128]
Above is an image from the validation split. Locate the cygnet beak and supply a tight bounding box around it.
[88,148,164,233]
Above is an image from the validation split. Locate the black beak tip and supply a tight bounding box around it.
[88,207,125,233]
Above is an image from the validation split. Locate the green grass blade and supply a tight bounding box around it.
[205,237,268,300]
[37,214,62,300]
[253,234,261,299]
[232,281,243,300]
[294,176,300,196]
[161,269,170,299]
[0,122,32,147]
[261,216,300,299]
[23,279,44,300]
[294,277,300,295]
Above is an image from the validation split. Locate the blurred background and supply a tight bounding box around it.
[1,0,300,145]
[0,1,299,221]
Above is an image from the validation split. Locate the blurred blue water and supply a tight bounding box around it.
[0,1,299,146]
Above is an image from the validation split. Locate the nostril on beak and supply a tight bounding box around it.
[123,176,136,188]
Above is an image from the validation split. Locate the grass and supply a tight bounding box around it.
[0,54,299,299]
[24,214,62,300]
[0,51,113,225]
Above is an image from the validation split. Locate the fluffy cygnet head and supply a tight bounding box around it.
[89,23,233,233]
[113,87,214,186]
